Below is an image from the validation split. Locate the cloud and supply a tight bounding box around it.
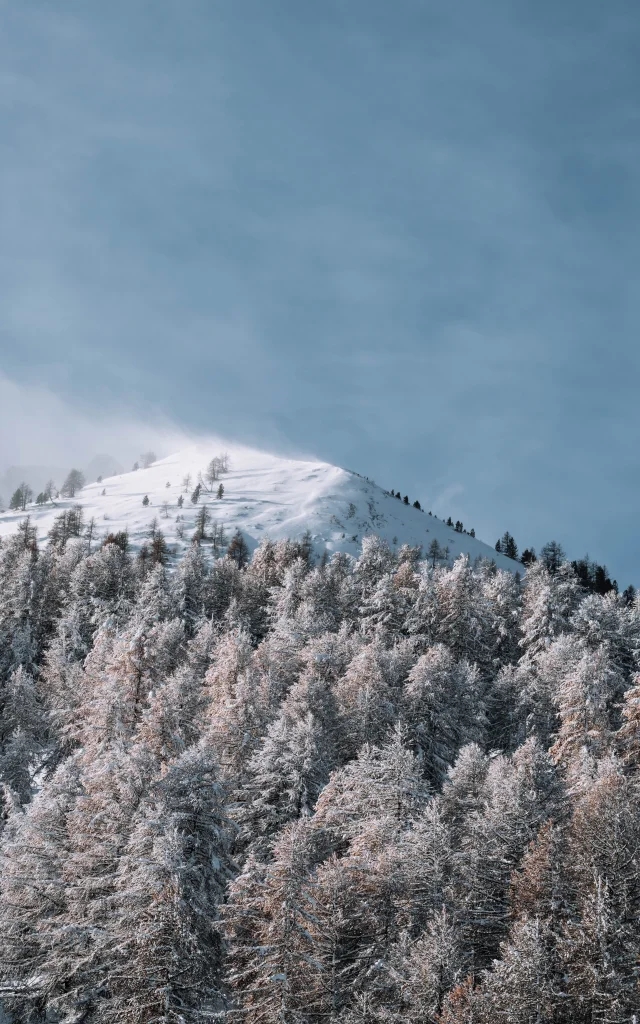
[0,373,190,473]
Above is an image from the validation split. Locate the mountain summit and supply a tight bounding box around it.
[0,441,520,571]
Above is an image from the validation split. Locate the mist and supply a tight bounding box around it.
[0,373,192,477]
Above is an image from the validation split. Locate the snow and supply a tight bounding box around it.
[0,440,522,572]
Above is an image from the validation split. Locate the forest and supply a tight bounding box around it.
[0,512,639,1022]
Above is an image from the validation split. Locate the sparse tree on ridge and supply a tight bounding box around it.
[428,538,443,567]
[61,469,85,498]
[500,531,519,560]
[140,450,156,469]
[9,482,32,511]
[205,457,220,489]
[217,483,224,499]
[193,504,211,543]
[540,539,566,573]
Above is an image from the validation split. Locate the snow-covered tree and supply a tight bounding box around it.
[105,744,234,1021]
[402,644,485,787]
[222,819,320,1024]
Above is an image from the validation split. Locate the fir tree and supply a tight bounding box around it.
[227,529,250,568]
[61,468,85,498]
[106,744,234,1022]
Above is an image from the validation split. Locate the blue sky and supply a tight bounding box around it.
[1,0,639,585]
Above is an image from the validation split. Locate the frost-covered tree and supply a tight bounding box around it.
[222,820,320,1024]
[0,512,637,1019]
[335,641,397,758]
[402,644,485,786]
[239,670,338,853]
[550,644,622,770]
[474,917,554,1023]
[105,744,233,1022]
[435,556,488,665]
[313,727,428,846]
[519,559,580,666]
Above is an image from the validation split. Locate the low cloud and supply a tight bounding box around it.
[0,373,191,475]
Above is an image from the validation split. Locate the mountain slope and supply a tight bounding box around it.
[0,441,521,571]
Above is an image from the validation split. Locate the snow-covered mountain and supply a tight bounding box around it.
[0,441,521,571]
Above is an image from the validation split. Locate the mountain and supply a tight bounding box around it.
[84,453,125,482]
[0,440,521,571]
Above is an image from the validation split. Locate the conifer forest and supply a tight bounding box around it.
[1,515,639,1023]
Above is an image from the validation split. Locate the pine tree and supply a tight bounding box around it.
[227,529,250,568]
[239,671,338,854]
[9,482,32,510]
[171,542,208,633]
[617,672,640,768]
[0,763,82,1017]
[385,911,464,1023]
[193,503,211,543]
[450,740,563,970]
[313,727,428,846]
[61,469,85,497]
[334,642,397,758]
[105,744,234,1022]
[539,539,566,573]
[518,559,580,666]
[500,531,518,560]
[474,917,554,1023]
[221,820,320,1024]
[435,555,487,665]
[403,644,484,787]
[550,644,622,770]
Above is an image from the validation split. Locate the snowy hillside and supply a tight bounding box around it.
[0,441,521,571]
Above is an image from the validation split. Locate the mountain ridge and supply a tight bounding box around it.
[0,440,522,572]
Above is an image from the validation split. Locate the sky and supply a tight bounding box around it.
[1,0,639,586]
